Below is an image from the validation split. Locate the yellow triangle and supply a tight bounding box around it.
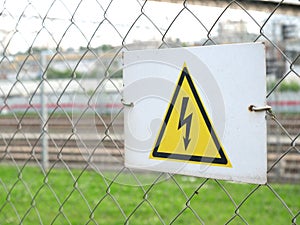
[150,63,232,167]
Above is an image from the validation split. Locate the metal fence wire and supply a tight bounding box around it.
[0,0,299,224]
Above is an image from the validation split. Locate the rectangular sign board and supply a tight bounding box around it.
[123,43,267,184]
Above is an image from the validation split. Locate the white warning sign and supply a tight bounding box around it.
[123,43,267,184]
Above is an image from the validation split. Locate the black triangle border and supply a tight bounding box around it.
[151,65,229,165]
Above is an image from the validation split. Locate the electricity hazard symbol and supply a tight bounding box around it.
[150,63,231,167]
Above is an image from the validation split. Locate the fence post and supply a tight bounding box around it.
[40,51,49,171]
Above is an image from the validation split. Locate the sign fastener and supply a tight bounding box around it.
[121,98,134,107]
[248,105,272,112]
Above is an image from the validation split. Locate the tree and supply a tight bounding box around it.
[46,68,84,79]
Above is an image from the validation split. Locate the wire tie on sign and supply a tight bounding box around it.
[248,105,272,112]
[121,98,134,107]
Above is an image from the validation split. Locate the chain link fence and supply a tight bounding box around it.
[0,0,299,224]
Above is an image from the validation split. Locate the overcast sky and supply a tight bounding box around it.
[0,0,297,54]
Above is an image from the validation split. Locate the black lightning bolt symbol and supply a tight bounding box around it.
[178,97,193,150]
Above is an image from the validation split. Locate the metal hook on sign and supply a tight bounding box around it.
[248,105,272,112]
[121,98,134,107]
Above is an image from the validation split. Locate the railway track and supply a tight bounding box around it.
[0,115,124,169]
[0,114,299,182]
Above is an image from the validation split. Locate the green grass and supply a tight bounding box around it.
[0,165,299,225]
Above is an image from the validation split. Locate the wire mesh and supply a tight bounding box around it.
[0,0,299,224]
